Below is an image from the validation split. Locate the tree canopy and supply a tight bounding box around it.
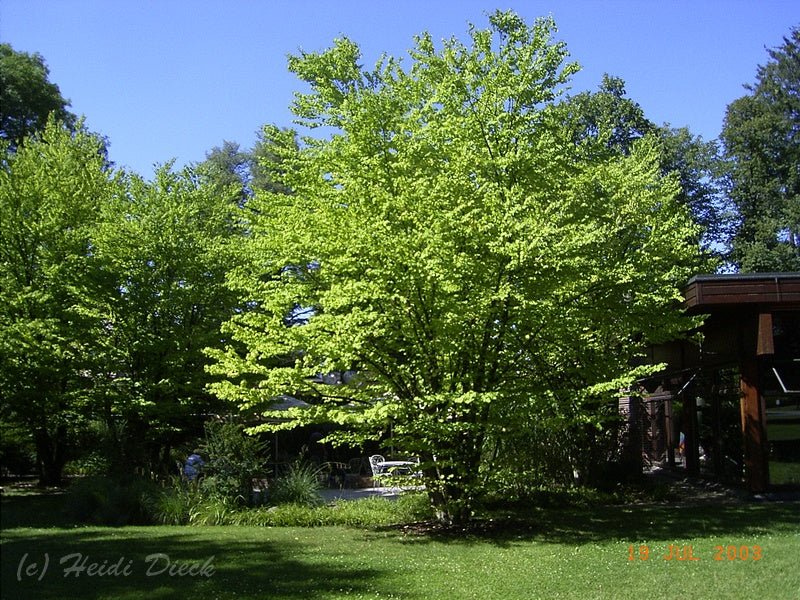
[0,119,246,482]
[721,26,800,271]
[207,11,706,523]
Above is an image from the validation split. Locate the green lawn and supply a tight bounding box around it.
[2,491,799,599]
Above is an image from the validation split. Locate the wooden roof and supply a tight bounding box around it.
[642,273,800,375]
[683,273,800,312]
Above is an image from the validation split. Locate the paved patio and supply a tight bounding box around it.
[319,485,421,502]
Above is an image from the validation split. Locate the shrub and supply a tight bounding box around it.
[325,493,431,526]
[151,479,248,526]
[149,485,432,527]
[63,452,112,478]
[0,420,36,476]
[188,496,239,526]
[64,475,160,525]
[200,421,268,504]
[211,492,431,527]
[260,503,327,527]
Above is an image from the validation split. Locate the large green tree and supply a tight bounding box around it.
[88,165,244,469]
[0,44,76,151]
[0,120,116,484]
[208,12,704,522]
[720,26,800,271]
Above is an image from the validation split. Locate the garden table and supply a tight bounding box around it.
[375,460,417,475]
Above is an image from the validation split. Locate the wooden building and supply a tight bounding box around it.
[633,273,800,492]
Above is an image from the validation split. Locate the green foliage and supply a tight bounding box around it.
[199,421,268,504]
[656,125,726,253]
[64,419,141,478]
[721,26,800,271]
[150,477,204,525]
[198,140,253,204]
[328,492,431,526]
[250,125,299,195]
[154,488,252,525]
[0,419,36,476]
[155,490,428,527]
[198,130,299,203]
[269,461,323,506]
[1,131,246,482]
[150,476,427,526]
[769,460,800,485]
[482,378,636,496]
[209,11,704,524]
[183,495,240,526]
[63,453,112,478]
[247,493,430,527]
[0,43,76,150]
[559,73,654,155]
[483,483,623,510]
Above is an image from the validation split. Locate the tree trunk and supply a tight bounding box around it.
[422,441,482,525]
[34,425,68,486]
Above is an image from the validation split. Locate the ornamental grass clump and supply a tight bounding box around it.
[269,462,323,507]
[150,477,205,525]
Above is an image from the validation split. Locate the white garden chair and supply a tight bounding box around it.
[368,455,386,487]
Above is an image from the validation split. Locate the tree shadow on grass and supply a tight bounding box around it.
[1,527,382,600]
[381,502,800,548]
[1,493,392,600]
[1,490,71,529]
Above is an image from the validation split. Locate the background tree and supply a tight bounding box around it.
[720,26,800,271]
[656,125,727,253]
[560,74,652,154]
[198,127,300,204]
[0,44,76,151]
[250,125,299,196]
[198,140,253,205]
[559,74,724,252]
[0,120,116,484]
[208,12,705,523]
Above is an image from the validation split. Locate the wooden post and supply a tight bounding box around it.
[684,394,699,475]
[665,394,675,468]
[739,356,769,492]
[619,394,643,472]
[756,312,774,356]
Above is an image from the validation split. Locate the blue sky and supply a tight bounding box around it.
[2,1,798,178]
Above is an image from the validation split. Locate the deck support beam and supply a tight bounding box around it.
[739,355,769,492]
